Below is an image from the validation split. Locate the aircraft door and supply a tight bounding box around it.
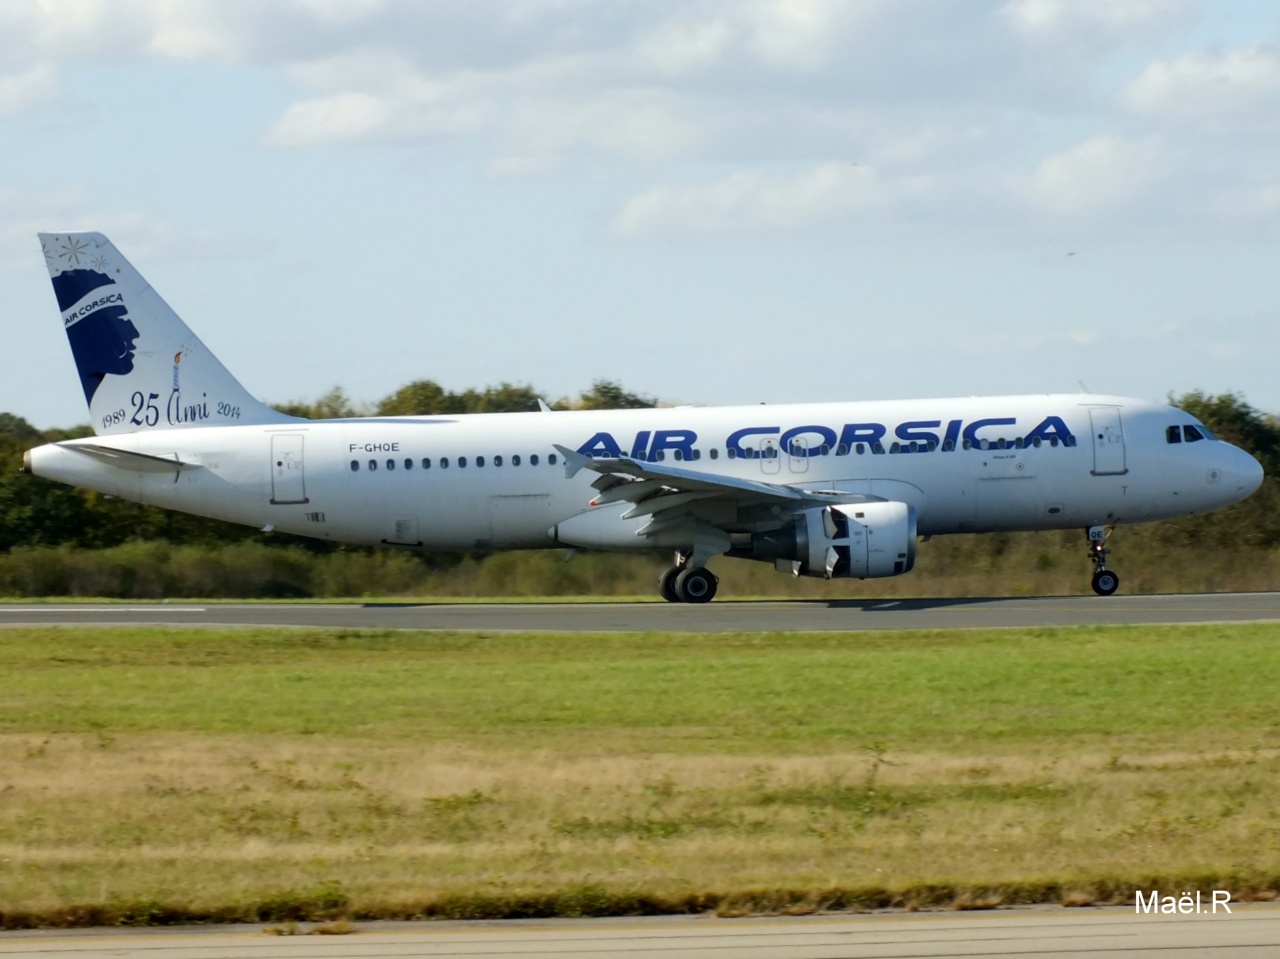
[788,436,810,473]
[760,437,781,475]
[1088,408,1127,476]
[270,434,309,504]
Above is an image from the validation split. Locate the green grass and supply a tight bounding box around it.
[0,624,1278,925]
[2,625,1278,749]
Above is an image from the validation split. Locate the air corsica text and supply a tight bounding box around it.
[63,293,123,327]
[575,416,1075,460]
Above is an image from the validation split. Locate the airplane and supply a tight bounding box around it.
[22,232,1265,602]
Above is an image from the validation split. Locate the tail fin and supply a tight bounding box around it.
[39,232,296,435]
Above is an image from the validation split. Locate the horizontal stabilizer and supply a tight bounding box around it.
[66,443,196,473]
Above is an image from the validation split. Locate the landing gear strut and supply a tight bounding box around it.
[1087,525,1119,596]
[658,552,719,604]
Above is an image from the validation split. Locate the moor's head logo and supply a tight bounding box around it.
[52,269,140,403]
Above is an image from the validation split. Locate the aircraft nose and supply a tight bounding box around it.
[1230,445,1264,498]
[1228,445,1269,496]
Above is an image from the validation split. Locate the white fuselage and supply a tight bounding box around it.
[28,394,1263,554]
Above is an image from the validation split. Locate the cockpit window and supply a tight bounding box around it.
[1165,425,1182,444]
[1183,424,1205,443]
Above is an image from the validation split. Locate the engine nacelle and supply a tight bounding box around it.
[740,501,917,579]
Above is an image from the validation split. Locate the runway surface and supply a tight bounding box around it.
[0,592,1278,632]
[2,907,1278,958]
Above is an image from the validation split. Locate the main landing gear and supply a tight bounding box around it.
[1087,525,1119,596]
[659,553,719,604]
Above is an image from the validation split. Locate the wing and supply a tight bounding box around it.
[553,444,877,541]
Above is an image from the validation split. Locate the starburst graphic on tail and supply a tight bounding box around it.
[58,236,91,267]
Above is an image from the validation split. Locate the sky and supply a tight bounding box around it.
[2,0,1279,429]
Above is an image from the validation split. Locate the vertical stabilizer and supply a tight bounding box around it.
[39,232,296,435]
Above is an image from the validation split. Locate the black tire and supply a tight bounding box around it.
[658,566,681,603]
[1091,569,1120,596]
[675,567,718,604]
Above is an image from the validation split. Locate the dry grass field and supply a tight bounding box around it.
[0,624,1278,925]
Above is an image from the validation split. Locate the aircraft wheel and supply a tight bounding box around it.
[658,567,681,603]
[675,567,718,604]
[1091,569,1120,596]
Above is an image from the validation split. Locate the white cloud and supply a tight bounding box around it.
[265,52,494,147]
[0,64,58,117]
[633,0,886,75]
[611,162,908,236]
[504,91,702,164]
[1003,0,1189,40]
[1121,46,1280,120]
[1018,136,1164,216]
[1210,182,1280,222]
[290,0,386,25]
[267,47,700,162]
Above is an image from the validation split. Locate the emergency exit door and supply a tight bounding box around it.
[270,434,309,504]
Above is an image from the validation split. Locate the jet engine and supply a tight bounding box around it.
[736,501,917,579]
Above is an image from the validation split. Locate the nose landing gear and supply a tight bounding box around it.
[1087,525,1119,596]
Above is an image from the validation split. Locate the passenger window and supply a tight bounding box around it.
[512,454,521,466]
[856,443,865,455]
[494,455,503,467]
[441,457,449,469]
[549,453,558,465]
[1184,425,1204,442]
[673,449,683,461]
[476,455,485,467]
[405,458,413,470]
[530,454,539,466]
[1166,425,1182,444]
[709,448,719,460]
[871,442,885,454]
[350,460,359,472]
[423,458,431,469]
[387,459,396,471]
[727,447,737,459]
[368,459,377,471]
[459,456,467,467]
